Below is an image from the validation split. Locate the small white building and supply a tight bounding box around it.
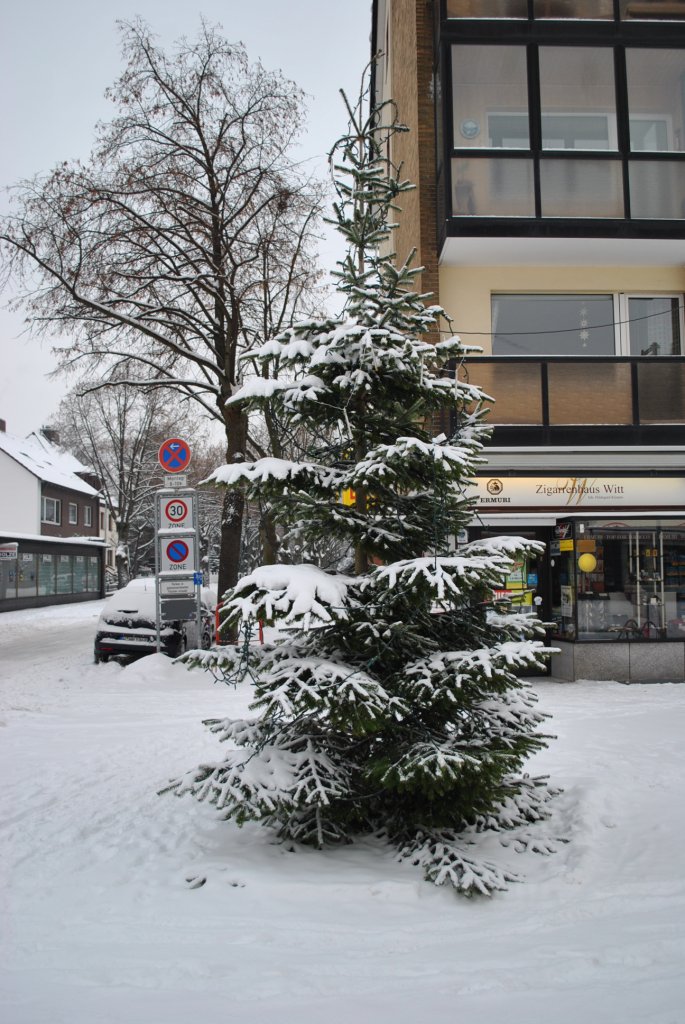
[0,421,106,610]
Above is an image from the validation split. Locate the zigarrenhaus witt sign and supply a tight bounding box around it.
[472,476,685,511]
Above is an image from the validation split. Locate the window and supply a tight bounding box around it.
[491,293,683,356]
[539,159,624,218]
[551,521,685,642]
[620,296,683,356]
[41,496,61,525]
[38,554,55,595]
[56,555,73,594]
[449,38,684,222]
[626,50,685,153]
[539,48,618,151]
[452,46,529,149]
[452,157,535,216]
[99,511,105,531]
[629,161,685,220]
[492,294,616,355]
[68,503,78,525]
[84,506,93,527]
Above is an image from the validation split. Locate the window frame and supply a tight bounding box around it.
[41,496,61,525]
[443,25,685,229]
[491,291,684,357]
[617,293,684,356]
[68,502,78,525]
[84,506,93,528]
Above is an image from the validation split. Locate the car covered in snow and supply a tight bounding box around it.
[94,577,216,663]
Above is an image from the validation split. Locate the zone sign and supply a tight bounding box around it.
[159,494,194,529]
[160,535,196,572]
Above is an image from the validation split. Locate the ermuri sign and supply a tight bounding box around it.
[472,476,685,510]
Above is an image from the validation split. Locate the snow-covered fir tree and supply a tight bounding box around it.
[167,76,559,896]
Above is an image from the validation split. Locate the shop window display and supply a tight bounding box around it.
[551,520,685,641]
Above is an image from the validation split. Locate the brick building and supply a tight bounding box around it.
[372,0,685,680]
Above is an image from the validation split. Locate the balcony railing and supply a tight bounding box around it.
[458,356,685,437]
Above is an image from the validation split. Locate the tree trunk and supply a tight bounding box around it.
[115,522,130,589]
[218,403,249,621]
[259,506,279,565]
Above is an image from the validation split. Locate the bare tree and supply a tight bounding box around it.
[1,19,325,599]
[49,378,198,587]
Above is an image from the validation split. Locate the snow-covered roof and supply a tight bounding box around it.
[0,530,105,546]
[0,430,99,497]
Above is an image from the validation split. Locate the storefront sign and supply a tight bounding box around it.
[472,476,685,510]
[0,543,18,560]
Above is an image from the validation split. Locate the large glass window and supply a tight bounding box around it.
[38,554,55,596]
[17,553,37,599]
[56,555,73,594]
[452,46,529,149]
[539,48,618,151]
[627,50,685,153]
[452,157,535,216]
[449,26,685,224]
[492,293,683,356]
[88,556,101,592]
[540,158,624,217]
[492,294,616,355]
[629,161,685,219]
[552,522,685,641]
[0,558,17,601]
[73,556,88,594]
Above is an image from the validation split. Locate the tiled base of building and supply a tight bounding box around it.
[552,640,685,682]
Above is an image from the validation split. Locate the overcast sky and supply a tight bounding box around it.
[0,0,372,437]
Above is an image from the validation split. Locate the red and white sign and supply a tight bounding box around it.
[158,492,195,529]
[165,498,188,524]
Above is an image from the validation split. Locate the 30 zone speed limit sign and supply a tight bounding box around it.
[158,494,194,529]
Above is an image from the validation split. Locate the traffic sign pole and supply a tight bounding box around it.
[156,440,200,651]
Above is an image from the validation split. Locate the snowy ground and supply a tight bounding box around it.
[1,601,684,1024]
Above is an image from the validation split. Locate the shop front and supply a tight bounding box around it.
[0,534,106,612]
[468,474,685,682]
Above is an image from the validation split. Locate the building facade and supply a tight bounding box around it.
[0,425,106,611]
[372,0,685,680]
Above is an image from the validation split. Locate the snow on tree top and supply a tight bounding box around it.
[207,458,339,490]
[227,375,326,407]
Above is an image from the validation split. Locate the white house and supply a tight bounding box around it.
[0,421,106,610]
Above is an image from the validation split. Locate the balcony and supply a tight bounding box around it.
[458,356,685,446]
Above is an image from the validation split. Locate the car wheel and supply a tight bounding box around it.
[94,652,108,664]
